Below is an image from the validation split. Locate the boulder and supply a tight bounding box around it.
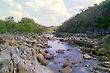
[62,59,74,68]
[59,38,64,42]
[0,37,5,45]
[37,54,47,66]
[83,53,92,59]
[44,54,54,60]
[101,62,110,68]
[60,66,72,73]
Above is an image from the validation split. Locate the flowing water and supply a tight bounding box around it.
[46,38,102,73]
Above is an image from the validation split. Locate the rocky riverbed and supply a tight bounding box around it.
[0,33,53,73]
[55,33,110,73]
[45,38,110,73]
[0,33,110,73]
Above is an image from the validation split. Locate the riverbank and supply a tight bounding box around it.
[0,33,110,73]
[0,33,53,73]
[56,33,110,72]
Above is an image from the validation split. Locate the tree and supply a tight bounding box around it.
[5,16,14,22]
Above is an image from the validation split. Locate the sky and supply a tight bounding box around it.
[0,0,105,26]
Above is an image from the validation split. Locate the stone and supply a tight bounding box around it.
[45,54,54,60]
[39,49,47,56]
[83,53,92,59]
[85,64,90,67]
[94,66,110,72]
[60,66,72,73]
[0,38,5,45]
[101,61,110,68]
[62,59,74,68]
[59,38,64,42]
[56,49,65,54]
[0,47,3,51]
[45,50,49,53]
[0,42,53,73]
[37,54,47,66]
[67,49,72,51]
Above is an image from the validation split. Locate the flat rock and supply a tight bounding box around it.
[83,53,92,59]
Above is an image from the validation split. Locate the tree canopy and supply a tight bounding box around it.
[0,17,46,33]
[57,0,110,35]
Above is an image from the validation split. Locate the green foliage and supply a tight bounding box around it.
[57,0,110,34]
[97,35,110,61]
[0,17,46,33]
[96,16,110,28]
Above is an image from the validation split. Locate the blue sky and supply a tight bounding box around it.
[0,0,105,26]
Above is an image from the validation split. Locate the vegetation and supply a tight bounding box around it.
[0,16,46,33]
[56,0,110,61]
[57,0,110,35]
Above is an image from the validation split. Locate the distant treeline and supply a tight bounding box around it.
[0,16,46,33]
[57,0,110,35]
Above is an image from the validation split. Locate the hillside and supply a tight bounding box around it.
[57,0,110,35]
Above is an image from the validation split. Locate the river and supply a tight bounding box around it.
[45,37,104,73]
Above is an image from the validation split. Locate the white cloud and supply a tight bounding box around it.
[1,0,106,26]
[68,0,105,16]
[94,0,105,4]
[25,0,71,16]
[9,10,38,21]
[9,11,27,17]
[32,0,69,15]
[25,0,72,26]
[2,0,38,22]
[2,0,22,10]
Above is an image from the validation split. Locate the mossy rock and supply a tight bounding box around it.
[92,49,106,56]
[80,47,91,53]
[36,49,47,56]
[37,54,47,66]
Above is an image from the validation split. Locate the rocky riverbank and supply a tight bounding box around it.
[57,33,110,72]
[0,33,110,73]
[0,33,53,73]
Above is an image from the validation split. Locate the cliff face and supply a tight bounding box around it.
[0,33,53,73]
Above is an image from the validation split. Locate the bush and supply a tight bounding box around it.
[0,17,46,33]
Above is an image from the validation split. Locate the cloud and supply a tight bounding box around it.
[25,0,71,16]
[67,0,105,16]
[94,0,105,4]
[9,11,27,17]
[2,0,38,23]
[0,0,105,26]
[25,0,72,26]
[2,0,22,10]
[9,10,38,22]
